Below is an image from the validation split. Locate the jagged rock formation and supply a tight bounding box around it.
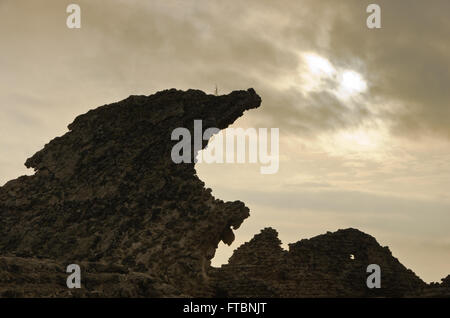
[211,228,450,297]
[442,275,450,287]
[0,88,448,297]
[0,88,261,297]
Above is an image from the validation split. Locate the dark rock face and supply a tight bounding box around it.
[0,88,448,297]
[442,275,450,288]
[0,256,174,297]
[211,228,448,297]
[0,88,261,297]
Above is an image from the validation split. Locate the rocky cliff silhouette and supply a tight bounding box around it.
[0,89,448,297]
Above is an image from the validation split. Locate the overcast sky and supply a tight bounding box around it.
[1,0,449,282]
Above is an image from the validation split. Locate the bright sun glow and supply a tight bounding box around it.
[300,52,368,99]
[340,71,367,94]
[303,53,335,76]
[299,53,383,160]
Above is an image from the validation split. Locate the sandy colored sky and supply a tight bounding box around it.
[1,0,449,282]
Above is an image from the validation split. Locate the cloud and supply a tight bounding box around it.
[3,0,449,140]
[2,0,450,282]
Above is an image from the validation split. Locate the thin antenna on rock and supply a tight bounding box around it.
[214,84,218,96]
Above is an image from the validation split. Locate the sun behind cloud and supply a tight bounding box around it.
[300,52,368,100]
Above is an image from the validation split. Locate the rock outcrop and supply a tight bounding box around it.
[0,88,448,297]
[0,88,261,297]
[210,228,433,297]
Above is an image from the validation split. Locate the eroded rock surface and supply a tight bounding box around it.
[0,88,261,297]
[211,228,450,297]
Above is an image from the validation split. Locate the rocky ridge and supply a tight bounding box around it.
[0,88,448,297]
[210,228,450,297]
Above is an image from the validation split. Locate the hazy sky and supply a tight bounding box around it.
[1,0,449,282]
